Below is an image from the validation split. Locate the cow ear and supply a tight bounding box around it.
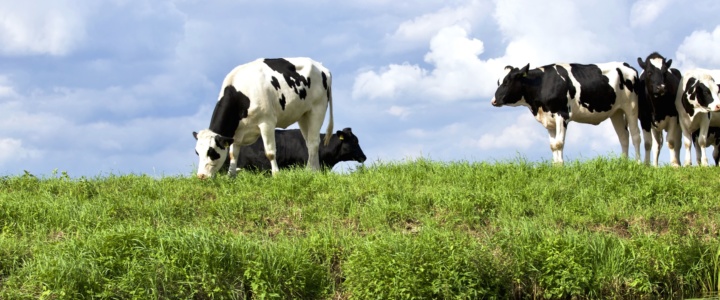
[193,131,199,140]
[637,57,646,69]
[666,59,672,68]
[224,85,237,97]
[214,135,234,149]
[520,64,530,77]
[336,131,345,141]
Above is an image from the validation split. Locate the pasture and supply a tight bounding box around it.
[1,158,720,299]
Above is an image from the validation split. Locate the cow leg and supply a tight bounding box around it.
[548,117,567,164]
[713,145,720,166]
[227,142,241,177]
[297,110,324,171]
[609,112,631,159]
[642,128,653,166]
[651,129,663,167]
[666,122,681,167]
[693,135,703,166]
[698,122,711,166]
[258,123,280,175]
[681,129,694,166]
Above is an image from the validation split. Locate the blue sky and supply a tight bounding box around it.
[2,0,720,177]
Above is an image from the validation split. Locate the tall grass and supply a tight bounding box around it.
[1,158,719,299]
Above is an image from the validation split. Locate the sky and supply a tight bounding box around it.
[2,0,720,177]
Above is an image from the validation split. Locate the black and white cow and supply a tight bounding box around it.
[692,127,720,166]
[193,57,334,178]
[637,52,682,167]
[227,127,367,171]
[491,62,642,164]
[674,70,720,166]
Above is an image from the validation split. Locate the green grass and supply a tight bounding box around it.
[1,158,720,299]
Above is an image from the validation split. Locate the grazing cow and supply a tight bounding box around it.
[227,127,367,171]
[193,57,334,178]
[637,52,682,166]
[674,70,720,166]
[491,62,642,164]
[692,127,720,166]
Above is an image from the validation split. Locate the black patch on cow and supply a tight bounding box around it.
[263,58,309,99]
[616,68,635,92]
[555,65,575,100]
[621,62,637,93]
[696,82,713,107]
[570,64,615,112]
[207,148,221,161]
[209,85,251,138]
[321,72,328,90]
[636,73,652,131]
[270,76,280,90]
[681,78,697,116]
[279,93,286,110]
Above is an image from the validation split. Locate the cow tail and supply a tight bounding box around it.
[324,84,334,146]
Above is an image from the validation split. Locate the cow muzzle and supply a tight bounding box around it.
[197,173,209,180]
[491,98,501,107]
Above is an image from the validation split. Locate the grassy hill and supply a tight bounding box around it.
[1,158,719,299]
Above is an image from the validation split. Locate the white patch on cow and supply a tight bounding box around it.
[649,57,664,70]
[535,107,555,130]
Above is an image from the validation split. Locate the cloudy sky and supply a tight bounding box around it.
[1,0,720,177]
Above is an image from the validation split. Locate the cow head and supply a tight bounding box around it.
[491,64,530,107]
[193,130,234,179]
[336,128,367,163]
[682,75,720,113]
[637,52,673,99]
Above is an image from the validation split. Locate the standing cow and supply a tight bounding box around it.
[491,62,643,164]
[193,57,334,178]
[228,127,367,171]
[692,127,720,166]
[674,70,720,166]
[636,52,682,167]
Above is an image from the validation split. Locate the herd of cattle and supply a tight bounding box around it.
[192,53,720,179]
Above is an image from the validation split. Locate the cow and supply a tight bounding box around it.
[692,127,720,166]
[491,62,643,164]
[674,69,720,166]
[636,52,682,167]
[193,57,334,179]
[227,127,367,171]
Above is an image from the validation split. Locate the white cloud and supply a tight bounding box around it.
[676,26,720,69]
[388,105,412,119]
[469,114,543,150]
[385,0,492,52]
[352,25,505,102]
[0,138,41,165]
[630,0,671,27]
[493,0,623,64]
[0,0,91,56]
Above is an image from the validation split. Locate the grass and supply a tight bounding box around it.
[1,157,720,299]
